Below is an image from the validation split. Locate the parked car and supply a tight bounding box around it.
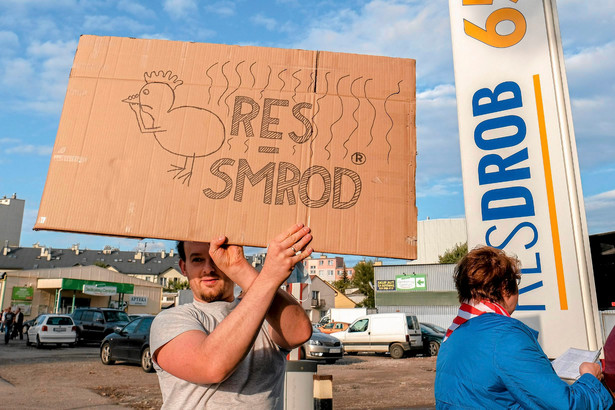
[100,315,155,372]
[22,314,43,334]
[420,323,445,356]
[128,313,151,321]
[332,313,423,359]
[318,321,350,334]
[300,328,344,364]
[26,314,77,348]
[420,322,446,334]
[72,308,130,344]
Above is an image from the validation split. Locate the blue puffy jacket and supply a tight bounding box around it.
[435,313,613,409]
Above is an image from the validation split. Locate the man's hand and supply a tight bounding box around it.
[260,223,313,288]
[208,236,253,288]
[579,362,604,381]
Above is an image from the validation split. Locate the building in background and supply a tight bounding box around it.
[409,218,467,264]
[0,194,25,248]
[0,266,162,317]
[374,263,458,329]
[303,255,355,283]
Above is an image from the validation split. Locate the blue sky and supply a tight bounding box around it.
[1,0,614,266]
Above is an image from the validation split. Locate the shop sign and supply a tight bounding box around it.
[129,296,148,306]
[12,286,34,301]
[376,280,396,291]
[83,284,117,296]
[395,274,426,291]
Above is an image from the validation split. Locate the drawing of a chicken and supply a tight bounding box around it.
[123,71,226,186]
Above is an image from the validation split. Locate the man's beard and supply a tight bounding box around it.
[198,289,226,303]
[194,281,229,303]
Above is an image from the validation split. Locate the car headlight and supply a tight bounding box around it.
[308,339,323,346]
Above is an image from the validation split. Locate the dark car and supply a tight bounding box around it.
[420,322,445,356]
[300,327,344,364]
[22,314,43,334]
[100,315,155,372]
[72,308,130,344]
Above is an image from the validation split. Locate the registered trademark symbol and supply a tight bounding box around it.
[351,152,366,165]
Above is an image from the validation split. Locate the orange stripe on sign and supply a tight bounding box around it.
[533,74,568,310]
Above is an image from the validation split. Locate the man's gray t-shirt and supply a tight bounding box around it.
[150,299,286,409]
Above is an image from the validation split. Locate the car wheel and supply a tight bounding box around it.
[35,335,42,349]
[429,341,440,357]
[389,343,405,359]
[100,342,115,365]
[298,347,306,360]
[141,347,154,373]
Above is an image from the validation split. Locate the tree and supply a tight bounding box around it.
[331,268,351,294]
[164,280,190,292]
[438,242,468,264]
[352,260,375,308]
[94,261,109,268]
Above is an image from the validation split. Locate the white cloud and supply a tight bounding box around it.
[585,190,615,212]
[252,14,277,31]
[4,144,53,156]
[584,189,615,234]
[293,1,453,87]
[117,0,156,19]
[0,30,19,50]
[2,58,34,88]
[164,0,198,19]
[417,177,462,198]
[203,1,236,17]
[82,15,153,33]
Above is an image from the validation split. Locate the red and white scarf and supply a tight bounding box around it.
[443,299,510,342]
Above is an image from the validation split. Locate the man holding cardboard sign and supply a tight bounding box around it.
[150,223,313,409]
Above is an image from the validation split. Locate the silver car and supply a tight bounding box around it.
[300,327,344,364]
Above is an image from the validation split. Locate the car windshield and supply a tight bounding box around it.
[104,311,129,322]
[423,323,446,333]
[312,327,322,333]
[47,317,73,326]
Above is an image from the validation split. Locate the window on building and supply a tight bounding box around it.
[328,260,333,265]
[319,260,324,265]
[312,291,319,300]
[328,270,333,276]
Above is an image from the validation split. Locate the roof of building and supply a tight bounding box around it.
[0,246,266,277]
[0,246,180,275]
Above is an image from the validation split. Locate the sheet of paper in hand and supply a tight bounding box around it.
[551,347,601,382]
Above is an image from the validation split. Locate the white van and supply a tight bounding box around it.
[331,313,423,359]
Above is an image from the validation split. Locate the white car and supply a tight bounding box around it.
[26,314,77,348]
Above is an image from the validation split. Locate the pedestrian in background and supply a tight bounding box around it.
[0,307,6,332]
[3,307,15,344]
[13,307,24,340]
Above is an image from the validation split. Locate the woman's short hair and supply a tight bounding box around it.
[454,246,521,303]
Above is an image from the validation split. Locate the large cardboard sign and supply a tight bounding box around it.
[35,36,417,259]
[449,0,601,356]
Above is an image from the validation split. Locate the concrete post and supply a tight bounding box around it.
[313,374,333,409]
[284,360,317,410]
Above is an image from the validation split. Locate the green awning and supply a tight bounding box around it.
[61,278,134,294]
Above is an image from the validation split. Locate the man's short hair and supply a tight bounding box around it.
[453,246,521,304]
[177,241,185,262]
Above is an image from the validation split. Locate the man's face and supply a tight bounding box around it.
[179,242,235,303]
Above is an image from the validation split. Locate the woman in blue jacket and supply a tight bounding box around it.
[435,246,613,409]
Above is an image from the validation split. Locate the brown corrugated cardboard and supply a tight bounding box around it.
[35,35,417,259]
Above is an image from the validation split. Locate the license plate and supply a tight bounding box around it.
[53,328,66,332]
[329,348,341,353]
